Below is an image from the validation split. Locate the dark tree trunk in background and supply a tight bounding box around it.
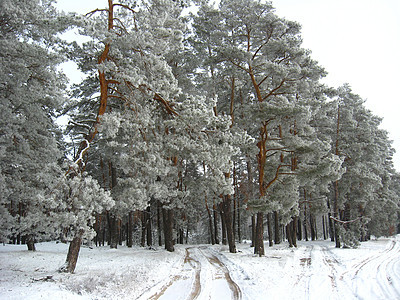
[220,208,227,245]
[109,215,119,249]
[206,198,215,245]
[141,210,146,247]
[274,211,281,244]
[162,208,174,252]
[60,230,83,273]
[146,206,152,247]
[251,214,256,247]
[127,211,133,248]
[213,204,219,244]
[237,196,241,243]
[178,229,184,244]
[254,212,264,256]
[310,214,316,241]
[157,203,162,246]
[292,217,298,247]
[322,215,327,240]
[303,205,308,242]
[267,213,273,247]
[297,217,302,241]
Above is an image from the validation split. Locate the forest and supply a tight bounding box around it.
[1,0,400,275]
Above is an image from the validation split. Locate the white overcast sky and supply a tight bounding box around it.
[55,0,400,171]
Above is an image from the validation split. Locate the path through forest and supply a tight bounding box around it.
[138,247,242,300]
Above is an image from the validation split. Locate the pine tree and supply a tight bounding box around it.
[0,0,70,249]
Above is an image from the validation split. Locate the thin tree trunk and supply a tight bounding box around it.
[220,208,227,245]
[127,211,133,247]
[157,203,162,246]
[303,204,308,242]
[274,211,281,244]
[310,213,316,241]
[59,230,83,273]
[267,213,273,247]
[146,206,152,247]
[254,212,264,256]
[237,194,241,243]
[213,203,219,244]
[322,215,326,240]
[251,214,256,247]
[292,217,298,247]
[205,196,215,245]
[141,210,146,247]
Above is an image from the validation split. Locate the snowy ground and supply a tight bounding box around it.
[1,236,399,300]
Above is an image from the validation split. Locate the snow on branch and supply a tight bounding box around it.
[69,120,92,131]
[329,216,362,224]
[74,139,90,168]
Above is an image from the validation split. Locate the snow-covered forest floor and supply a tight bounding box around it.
[1,235,399,300]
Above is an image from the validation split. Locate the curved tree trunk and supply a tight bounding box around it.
[59,230,83,273]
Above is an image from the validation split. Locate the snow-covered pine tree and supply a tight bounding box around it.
[0,0,70,250]
[190,0,338,255]
[326,85,398,248]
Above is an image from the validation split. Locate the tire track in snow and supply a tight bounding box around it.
[320,245,340,290]
[139,247,242,300]
[198,247,242,300]
[340,238,400,299]
[139,248,200,300]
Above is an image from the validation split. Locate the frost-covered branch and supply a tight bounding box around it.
[330,216,362,224]
[74,139,90,167]
[68,120,92,131]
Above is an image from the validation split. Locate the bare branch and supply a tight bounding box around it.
[86,8,108,17]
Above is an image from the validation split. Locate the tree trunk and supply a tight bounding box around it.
[303,205,308,242]
[251,214,256,247]
[267,213,273,247]
[310,214,316,241]
[237,194,241,243]
[157,203,162,246]
[286,223,293,247]
[297,216,302,241]
[333,181,341,248]
[213,204,219,244]
[109,215,119,249]
[141,210,146,247]
[127,211,133,248]
[274,211,281,244]
[162,208,174,252]
[60,230,83,273]
[220,208,227,245]
[254,212,264,256]
[292,217,298,247]
[222,195,236,253]
[26,235,35,251]
[206,197,215,245]
[146,206,152,247]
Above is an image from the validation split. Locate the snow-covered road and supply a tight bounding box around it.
[139,247,242,300]
[1,235,400,299]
